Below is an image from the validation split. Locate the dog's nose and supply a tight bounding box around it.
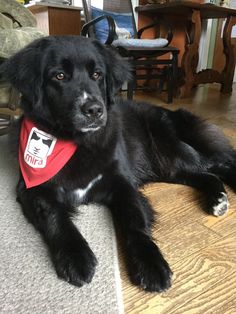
[81,102,103,118]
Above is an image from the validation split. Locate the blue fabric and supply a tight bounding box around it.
[91,7,134,43]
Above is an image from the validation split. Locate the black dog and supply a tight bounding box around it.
[1,36,236,292]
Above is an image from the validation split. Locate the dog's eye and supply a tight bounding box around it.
[92,71,101,80]
[55,73,65,80]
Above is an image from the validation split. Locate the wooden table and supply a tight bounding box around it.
[27,2,83,36]
[136,1,236,97]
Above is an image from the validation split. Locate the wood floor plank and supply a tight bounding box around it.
[167,237,236,314]
[179,273,236,314]
[154,221,220,266]
[203,211,236,238]
[142,183,206,226]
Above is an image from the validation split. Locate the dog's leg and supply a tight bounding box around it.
[210,162,236,193]
[95,174,172,292]
[173,171,229,216]
[16,179,97,287]
[220,166,236,192]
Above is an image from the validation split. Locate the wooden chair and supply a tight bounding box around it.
[81,0,179,103]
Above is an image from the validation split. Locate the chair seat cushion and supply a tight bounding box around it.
[112,38,169,48]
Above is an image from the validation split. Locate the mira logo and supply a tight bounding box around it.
[24,127,57,168]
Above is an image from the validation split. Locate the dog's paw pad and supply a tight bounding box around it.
[130,256,172,292]
[54,246,98,287]
[212,192,229,217]
[127,238,172,292]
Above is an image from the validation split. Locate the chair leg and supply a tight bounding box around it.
[172,52,178,94]
[0,114,13,136]
[167,52,178,104]
[127,80,134,100]
[167,66,173,104]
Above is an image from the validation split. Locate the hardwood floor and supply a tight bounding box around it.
[121,84,236,313]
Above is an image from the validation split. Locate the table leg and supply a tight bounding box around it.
[180,10,201,98]
[221,15,236,93]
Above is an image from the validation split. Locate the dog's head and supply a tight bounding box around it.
[1,36,131,139]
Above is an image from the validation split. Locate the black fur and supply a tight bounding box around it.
[2,36,236,292]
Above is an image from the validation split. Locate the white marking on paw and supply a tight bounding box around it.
[213,192,229,217]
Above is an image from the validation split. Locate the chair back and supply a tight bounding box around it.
[82,0,138,41]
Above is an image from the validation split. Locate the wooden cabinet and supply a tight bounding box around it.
[27,2,83,35]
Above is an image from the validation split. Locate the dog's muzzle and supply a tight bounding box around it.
[73,95,107,133]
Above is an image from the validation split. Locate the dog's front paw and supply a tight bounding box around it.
[127,236,172,292]
[53,243,98,287]
[209,192,229,217]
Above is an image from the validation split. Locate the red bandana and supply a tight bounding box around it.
[19,118,77,189]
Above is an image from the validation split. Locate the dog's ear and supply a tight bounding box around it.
[105,47,132,100]
[0,37,46,105]
[93,41,132,102]
[106,47,132,94]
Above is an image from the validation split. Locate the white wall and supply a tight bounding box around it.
[197,19,213,71]
[72,0,82,7]
[73,0,138,11]
[230,0,236,8]
[73,0,139,26]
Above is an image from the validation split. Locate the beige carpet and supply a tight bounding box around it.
[0,135,124,314]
